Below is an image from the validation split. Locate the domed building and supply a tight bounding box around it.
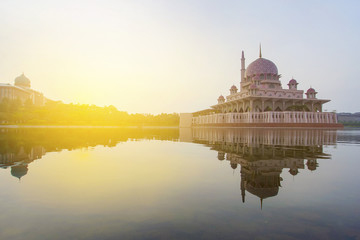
[15,73,31,88]
[0,73,45,106]
[185,46,342,128]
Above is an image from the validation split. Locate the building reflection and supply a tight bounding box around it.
[189,128,337,206]
[0,127,179,180]
[0,126,339,206]
[0,145,45,180]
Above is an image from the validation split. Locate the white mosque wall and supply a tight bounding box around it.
[192,111,338,125]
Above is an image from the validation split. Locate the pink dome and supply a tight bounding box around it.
[230,85,238,90]
[306,88,317,94]
[245,57,278,76]
[288,79,298,84]
[218,95,225,100]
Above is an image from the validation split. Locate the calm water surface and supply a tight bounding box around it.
[0,127,359,240]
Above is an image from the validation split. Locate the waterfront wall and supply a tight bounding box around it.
[192,111,341,128]
[179,113,193,128]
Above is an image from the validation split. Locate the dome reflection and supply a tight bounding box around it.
[190,128,336,207]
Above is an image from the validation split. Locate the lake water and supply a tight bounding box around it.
[0,127,359,240]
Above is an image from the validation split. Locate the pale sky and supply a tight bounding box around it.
[0,0,359,113]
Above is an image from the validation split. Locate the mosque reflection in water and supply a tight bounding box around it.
[0,127,337,206]
[187,128,337,206]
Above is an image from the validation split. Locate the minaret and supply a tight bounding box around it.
[259,43,262,58]
[240,166,246,203]
[241,50,245,83]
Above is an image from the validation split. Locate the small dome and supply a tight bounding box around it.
[15,73,31,88]
[11,165,28,180]
[289,168,299,176]
[307,163,317,171]
[218,95,225,100]
[230,85,238,90]
[288,79,298,85]
[230,162,238,169]
[306,88,317,94]
[245,57,278,77]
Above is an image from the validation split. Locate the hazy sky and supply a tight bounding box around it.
[0,0,359,113]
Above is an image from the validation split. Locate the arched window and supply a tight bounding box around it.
[264,106,272,112]
[260,74,264,80]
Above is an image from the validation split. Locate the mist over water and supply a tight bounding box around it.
[0,127,359,240]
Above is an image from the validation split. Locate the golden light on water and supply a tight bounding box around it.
[15,140,217,215]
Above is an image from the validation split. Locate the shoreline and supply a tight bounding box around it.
[0,125,179,129]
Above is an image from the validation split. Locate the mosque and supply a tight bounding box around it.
[180,47,342,128]
[0,73,46,106]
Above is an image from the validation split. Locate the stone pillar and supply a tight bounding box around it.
[293,112,296,123]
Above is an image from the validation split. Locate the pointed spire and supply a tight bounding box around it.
[259,43,262,58]
[241,50,245,82]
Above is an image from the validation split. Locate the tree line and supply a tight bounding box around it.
[0,98,179,126]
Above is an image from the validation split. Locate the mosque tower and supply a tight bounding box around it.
[241,51,245,83]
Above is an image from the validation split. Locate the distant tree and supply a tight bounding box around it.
[24,98,34,109]
[9,98,22,112]
[0,98,10,112]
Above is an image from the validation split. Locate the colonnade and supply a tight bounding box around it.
[193,111,338,125]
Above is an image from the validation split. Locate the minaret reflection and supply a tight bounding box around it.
[192,128,337,206]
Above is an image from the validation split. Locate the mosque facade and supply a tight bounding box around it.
[0,73,46,106]
[180,47,342,128]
